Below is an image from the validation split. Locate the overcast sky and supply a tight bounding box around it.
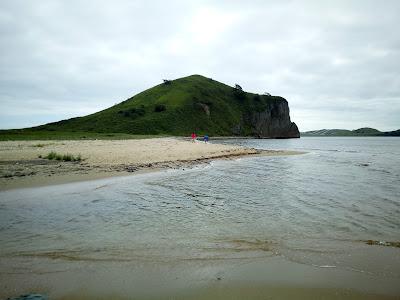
[1,0,399,131]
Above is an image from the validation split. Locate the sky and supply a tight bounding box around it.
[0,0,399,131]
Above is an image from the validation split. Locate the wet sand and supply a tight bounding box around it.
[1,255,398,299]
[0,138,302,190]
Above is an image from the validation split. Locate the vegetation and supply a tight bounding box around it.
[31,143,48,148]
[380,129,400,136]
[41,151,82,162]
[234,84,243,91]
[301,127,400,137]
[0,75,285,139]
[154,104,167,112]
[163,79,172,85]
[118,105,146,119]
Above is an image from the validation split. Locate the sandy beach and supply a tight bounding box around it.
[0,138,301,190]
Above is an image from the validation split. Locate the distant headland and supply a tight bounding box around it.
[301,127,400,137]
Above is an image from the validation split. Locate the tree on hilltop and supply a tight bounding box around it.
[234,84,242,91]
[233,84,245,101]
[163,79,172,85]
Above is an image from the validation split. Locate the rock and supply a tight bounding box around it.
[195,102,210,116]
[365,239,400,248]
[249,98,300,138]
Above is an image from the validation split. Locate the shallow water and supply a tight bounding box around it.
[0,137,400,298]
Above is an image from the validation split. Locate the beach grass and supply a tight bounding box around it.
[31,143,53,147]
[41,151,82,162]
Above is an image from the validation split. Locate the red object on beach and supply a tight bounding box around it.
[191,133,196,141]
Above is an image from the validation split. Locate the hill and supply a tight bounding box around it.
[0,75,299,140]
[301,127,399,137]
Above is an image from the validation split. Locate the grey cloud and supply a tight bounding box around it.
[0,0,399,131]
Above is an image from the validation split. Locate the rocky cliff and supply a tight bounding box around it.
[249,99,300,138]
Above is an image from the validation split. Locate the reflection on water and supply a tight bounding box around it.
[0,137,400,297]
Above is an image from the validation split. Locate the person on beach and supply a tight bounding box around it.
[191,132,196,142]
[203,134,209,143]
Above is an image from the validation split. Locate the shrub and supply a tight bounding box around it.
[46,151,57,160]
[233,89,246,101]
[131,106,146,116]
[62,154,73,161]
[43,151,82,162]
[234,84,243,91]
[163,79,172,85]
[199,89,210,97]
[120,106,146,118]
[154,104,166,112]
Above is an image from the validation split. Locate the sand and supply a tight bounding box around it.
[0,138,302,190]
[1,255,398,299]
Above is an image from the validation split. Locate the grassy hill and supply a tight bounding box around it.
[301,127,399,137]
[0,75,299,140]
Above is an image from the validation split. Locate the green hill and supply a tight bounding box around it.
[0,75,299,140]
[353,127,381,135]
[301,127,399,137]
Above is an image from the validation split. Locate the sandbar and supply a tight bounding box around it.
[0,138,303,190]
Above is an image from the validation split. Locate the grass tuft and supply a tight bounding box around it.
[42,151,82,162]
[31,143,54,147]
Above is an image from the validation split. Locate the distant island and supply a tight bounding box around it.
[301,127,400,137]
[0,75,299,140]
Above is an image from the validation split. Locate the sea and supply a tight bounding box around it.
[0,137,399,298]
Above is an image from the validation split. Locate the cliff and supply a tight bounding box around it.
[249,100,300,138]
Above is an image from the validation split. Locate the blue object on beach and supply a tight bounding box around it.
[204,135,209,142]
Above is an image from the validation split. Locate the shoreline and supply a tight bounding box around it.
[0,138,304,191]
[1,253,398,299]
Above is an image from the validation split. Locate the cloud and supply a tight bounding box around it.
[0,0,399,131]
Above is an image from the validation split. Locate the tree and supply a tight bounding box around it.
[234,84,243,91]
[233,84,245,101]
[163,79,172,85]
